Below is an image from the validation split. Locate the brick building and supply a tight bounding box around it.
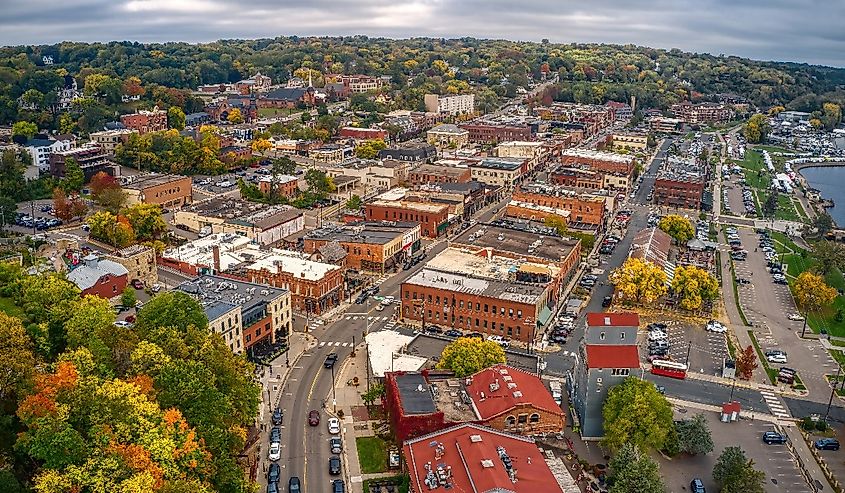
[549,166,604,190]
[303,221,422,273]
[408,163,472,186]
[120,107,168,134]
[458,122,535,144]
[338,127,388,141]
[653,156,708,210]
[671,102,734,124]
[105,244,158,287]
[258,174,299,198]
[67,254,128,299]
[505,200,570,227]
[49,145,111,181]
[560,149,635,176]
[512,184,607,229]
[124,173,192,207]
[365,198,451,238]
[426,123,469,148]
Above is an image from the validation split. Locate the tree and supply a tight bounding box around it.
[436,337,506,377]
[123,203,166,241]
[812,212,835,237]
[89,171,126,211]
[763,191,778,217]
[305,169,336,196]
[12,121,38,140]
[58,112,77,135]
[52,188,86,222]
[355,139,387,159]
[675,414,714,456]
[794,271,838,317]
[87,210,134,247]
[822,102,842,131]
[658,214,694,243]
[742,113,770,144]
[227,108,244,124]
[61,157,84,193]
[713,446,765,493]
[544,216,568,236]
[813,240,845,275]
[0,312,35,402]
[135,291,209,335]
[251,138,271,153]
[736,345,758,380]
[609,257,668,305]
[271,156,297,176]
[361,381,385,407]
[608,443,666,493]
[21,89,45,109]
[167,106,186,130]
[345,195,363,211]
[121,286,137,308]
[671,265,719,311]
[602,377,674,451]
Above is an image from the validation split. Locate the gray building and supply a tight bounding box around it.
[569,312,641,439]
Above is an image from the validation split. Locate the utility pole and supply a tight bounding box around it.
[30,201,36,236]
[825,364,842,425]
[330,362,337,413]
[801,312,808,338]
[685,341,692,367]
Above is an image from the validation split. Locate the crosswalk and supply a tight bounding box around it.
[343,315,392,322]
[760,389,791,419]
[318,341,354,348]
[373,275,389,286]
[307,318,324,331]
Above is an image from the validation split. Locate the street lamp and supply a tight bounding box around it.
[330,360,337,413]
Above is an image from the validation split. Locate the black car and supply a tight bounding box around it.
[267,462,280,484]
[355,293,368,304]
[690,478,705,493]
[550,335,567,344]
[270,426,281,442]
[324,353,338,368]
[445,329,463,338]
[267,482,279,493]
[467,332,485,339]
[329,455,342,475]
[331,479,345,493]
[272,408,282,425]
[289,476,301,493]
[602,296,612,307]
[762,431,787,444]
[425,326,443,334]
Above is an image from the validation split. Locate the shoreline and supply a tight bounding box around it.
[796,163,845,228]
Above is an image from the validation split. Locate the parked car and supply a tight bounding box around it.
[267,482,279,493]
[268,442,281,461]
[268,462,281,484]
[289,477,301,493]
[648,331,668,341]
[425,325,443,334]
[330,436,343,454]
[328,417,341,435]
[324,353,338,368]
[445,329,463,338]
[762,431,787,444]
[272,408,282,425]
[602,296,613,307]
[114,320,133,328]
[815,438,840,451]
[331,479,345,493]
[270,426,281,443]
[308,410,320,426]
[689,478,706,493]
[130,279,144,289]
[706,320,727,333]
[329,455,342,475]
[787,313,805,321]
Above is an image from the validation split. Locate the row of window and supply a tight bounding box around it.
[404,306,524,336]
[505,413,541,426]
[404,291,524,317]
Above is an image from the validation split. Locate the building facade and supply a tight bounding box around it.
[424,93,475,115]
[120,107,168,134]
[124,173,193,207]
[365,200,451,238]
[303,221,422,273]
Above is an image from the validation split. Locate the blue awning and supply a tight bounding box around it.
[538,306,553,326]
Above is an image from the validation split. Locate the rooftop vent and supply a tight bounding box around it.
[470,435,483,443]
[481,459,495,468]
[513,391,523,398]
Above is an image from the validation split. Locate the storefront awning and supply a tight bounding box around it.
[538,306,553,326]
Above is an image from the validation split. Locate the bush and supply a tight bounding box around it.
[801,417,815,430]
[816,420,829,432]
[663,425,680,457]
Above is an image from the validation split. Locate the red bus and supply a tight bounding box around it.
[650,360,687,380]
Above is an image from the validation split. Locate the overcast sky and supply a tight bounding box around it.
[3,0,844,67]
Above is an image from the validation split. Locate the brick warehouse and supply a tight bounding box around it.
[513,185,607,229]
[365,199,451,238]
[560,148,635,176]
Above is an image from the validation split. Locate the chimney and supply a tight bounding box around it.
[486,247,493,263]
[83,254,99,269]
[212,245,221,273]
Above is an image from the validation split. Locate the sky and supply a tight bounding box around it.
[3,0,845,67]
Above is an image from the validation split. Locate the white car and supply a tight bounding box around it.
[268,442,281,461]
[381,296,395,306]
[114,320,133,328]
[487,335,510,348]
[706,321,727,333]
[648,331,668,341]
[328,417,341,435]
[767,353,788,364]
[787,313,805,321]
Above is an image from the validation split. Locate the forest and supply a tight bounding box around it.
[2,36,845,134]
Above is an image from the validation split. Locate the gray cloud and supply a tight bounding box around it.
[2,0,844,66]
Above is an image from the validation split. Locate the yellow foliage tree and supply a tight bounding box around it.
[794,272,837,315]
[671,265,719,311]
[436,337,506,377]
[251,138,272,153]
[609,257,668,305]
[226,108,244,124]
[658,214,694,244]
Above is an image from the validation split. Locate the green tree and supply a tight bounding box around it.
[58,112,77,134]
[61,157,84,193]
[813,240,845,275]
[305,169,336,196]
[812,212,835,237]
[354,139,387,159]
[345,194,363,211]
[167,106,186,130]
[361,381,385,407]
[658,214,694,243]
[135,291,209,335]
[123,203,166,241]
[608,443,665,493]
[544,216,568,236]
[675,414,714,456]
[121,286,137,308]
[602,377,674,451]
[271,156,297,176]
[0,312,36,402]
[12,121,38,140]
[713,446,765,493]
[742,113,770,144]
[436,337,506,377]
[763,191,778,217]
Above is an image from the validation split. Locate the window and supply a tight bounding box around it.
[611,369,630,376]
[517,310,522,318]
[508,308,513,317]
[484,304,489,312]
[517,414,528,424]
[459,300,464,309]
[600,332,606,341]
[506,416,516,426]
[529,413,540,424]
[620,332,625,340]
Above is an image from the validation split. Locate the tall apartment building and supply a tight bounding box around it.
[424,93,475,115]
[119,107,168,134]
[49,145,110,181]
[671,102,734,124]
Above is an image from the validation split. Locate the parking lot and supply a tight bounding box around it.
[659,411,813,493]
[641,317,728,376]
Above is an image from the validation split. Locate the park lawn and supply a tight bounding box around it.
[356,436,390,474]
[257,108,291,117]
[0,296,23,318]
[774,194,801,222]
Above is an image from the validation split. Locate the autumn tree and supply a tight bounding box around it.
[355,139,388,159]
[123,203,166,241]
[742,113,770,143]
[167,106,186,130]
[11,121,38,140]
[671,265,719,311]
[123,76,145,98]
[607,443,666,493]
[436,337,506,377]
[603,377,674,451]
[251,138,272,153]
[658,214,694,243]
[87,210,135,247]
[226,108,244,124]
[713,447,765,493]
[794,271,837,317]
[736,345,758,380]
[0,312,36,402]
[822,102,842,131]
[89,171,126,212]
[609,257,668,305]
[52,188,86,222]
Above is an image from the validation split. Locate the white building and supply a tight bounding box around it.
[424,93,475,115]
[25,138,73,174]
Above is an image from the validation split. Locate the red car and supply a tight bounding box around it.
[308,410,320,426]
[131,279,144,290]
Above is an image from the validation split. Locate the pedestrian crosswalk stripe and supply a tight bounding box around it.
[319,342,326,347]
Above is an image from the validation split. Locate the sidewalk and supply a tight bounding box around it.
[783,425,834,492]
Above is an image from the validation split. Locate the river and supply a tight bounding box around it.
[800,165,845,226]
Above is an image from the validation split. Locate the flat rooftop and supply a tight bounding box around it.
[471,157,524,171]
[306,221,418,245]
[176,274,287,321]
[162,232,252,267]
[370,199,447,214]
[426,246,561,283]
[394,373,437,415]
[411,163,469,178]
[182,197,268,219]
[232,246,340,281]
[452,221,580,263]
[404,267,545,305]
[561,148,634,164]
[656,156,706,183]
[125,173,189,190]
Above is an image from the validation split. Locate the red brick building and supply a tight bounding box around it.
[408,163,471,186]
[338,127,388,141]
[560,149,634,176]
[653,157,708,210]
[120,107,168,135]
[513,186,607,228]
[258,174,299,198]
[549,166,604,190]
[459,122,534,144]
[66,254,129,299]
[365,200,450,238]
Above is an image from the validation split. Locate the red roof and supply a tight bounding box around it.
[585,345,640,369]
[586,312,640,328]
[403,424,565,493]
[465,365,563,421]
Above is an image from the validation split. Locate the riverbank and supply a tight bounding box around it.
[796,163,845,227]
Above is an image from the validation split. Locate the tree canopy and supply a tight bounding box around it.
[602,377,674,451]
[609,257,668,305]
[608,443,665,493]
[658,215,694,244]
[794,271,837,314]
[713,446,766,493]
[671,265,719,311]
[436,337,506,377]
